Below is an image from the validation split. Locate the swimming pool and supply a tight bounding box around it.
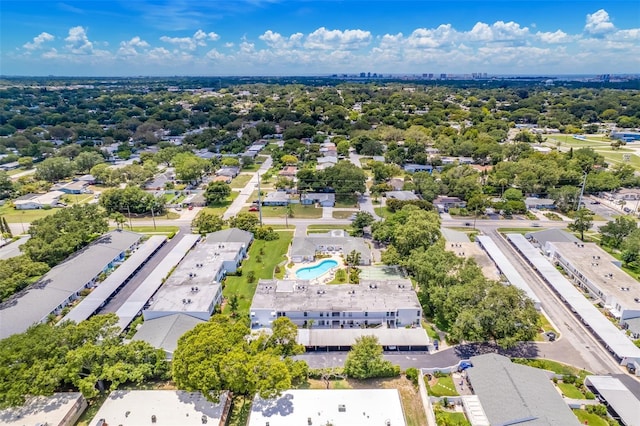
[296,259,338,280]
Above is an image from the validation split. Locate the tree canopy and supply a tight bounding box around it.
[343,335,400,379]
[172,315,307,400]
[0,314,168,407]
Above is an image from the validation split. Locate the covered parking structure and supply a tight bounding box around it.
[297,327,429,352]
[476,235,541,310]
[507,233,640,368]
[60,236,167,324]
[114,234,201,333]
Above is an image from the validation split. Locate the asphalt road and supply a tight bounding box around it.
[99,227,191,314]
[222,157,273,220]
[482,228,626,375]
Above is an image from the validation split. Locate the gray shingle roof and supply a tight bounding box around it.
[206,228,253,247]
[467,354,580,426]
[132,314,204,359]
[0,230,141,339]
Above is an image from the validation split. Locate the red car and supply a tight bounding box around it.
[248,206,259,212]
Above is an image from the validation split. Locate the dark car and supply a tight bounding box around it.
[546,331,557,342]
[590,201,600,205]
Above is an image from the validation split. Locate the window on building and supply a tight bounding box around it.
[304,312,308,317]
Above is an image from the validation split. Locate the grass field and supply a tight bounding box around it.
[251,204,322,219]
[435,410,471,426]
[422,321,440,340]
[199,192,239,216]
[116,225,179,235]
[307,224,351,230]
[547,134,640,170]
[374,206,392,219]
[573,409,609,426]
[426,375,459,397]
[497,227,548,234]
[512,358,591,379]
[222,231,293,316]
[557,382,585,399]
[0,203,58,223]
[230,173,252,188]
[332,210,355,219]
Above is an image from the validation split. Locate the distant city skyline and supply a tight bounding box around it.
[1,0,639,76]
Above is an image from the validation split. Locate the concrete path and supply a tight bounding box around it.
[0,235,30,260]
[223,156,272,220]
[322,206,333,219]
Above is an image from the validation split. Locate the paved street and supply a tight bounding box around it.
[481,228,626,375]
[223,157,273,220]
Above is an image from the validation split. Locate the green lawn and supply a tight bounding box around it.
[332,210,355,219]
[573,409,609,426]
[222,231,293,316]
[115,225,179,235]
[512,358,591,379]
[62,194,95,205]
[252,204,322,219]
[497,227,550,234]
[435,410,470,426]
[0,203,58,223]
[422,321,440,340]
[200,192,239,216]
[230,173,252,188]
[334,199,358,208]
[374,206,392,219]
[557,382,585,399]
[426,375,459,397]
[307,224,351,230]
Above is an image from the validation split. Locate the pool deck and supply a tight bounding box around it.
[286,254,344,284]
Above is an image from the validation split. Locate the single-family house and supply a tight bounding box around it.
[300,192,335,207]
[145,170,175,190]
[262,191,290,206]
[278,166,298,178]
[604,188,640,202]
[0,161,20,171]
[74,174,96,185]
[183,192,206,207]
[403,163,433,173]
[316,156,338,171]
[388,178,405,191]
[433,195,466,212]
[14,191,65,210]
[525,197,556,210]
[216,166,240,179]
[386,190,419,201]
[53,180,90,194]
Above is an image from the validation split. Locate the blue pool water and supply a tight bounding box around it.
[296,259,338,280]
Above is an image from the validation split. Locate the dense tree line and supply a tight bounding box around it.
[375,205,539,348]
[0,314,168,408]
[22,204,108,267]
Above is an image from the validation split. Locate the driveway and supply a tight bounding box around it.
[223,157,272,220]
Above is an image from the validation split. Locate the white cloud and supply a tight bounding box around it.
[65,26,93,54]
[537,30,572,44]
[206,48,225,60]
[160,29,219,50]
[259,30,303,49]
[23,32,54,50]
[118,36,149,57]
[304,27,371,50]
[585,9,615,35]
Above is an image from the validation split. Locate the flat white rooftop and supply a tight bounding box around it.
[585,376,640,426]
[551,241,640,310]
[508,234,640,363]
[252,279,420,312]
[248,389,406,426]
[0,392,85,426]
[89,390,228,426]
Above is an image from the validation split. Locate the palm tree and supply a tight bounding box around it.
[111,212,126,230]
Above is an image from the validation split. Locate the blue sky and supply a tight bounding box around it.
[1,0,639,76]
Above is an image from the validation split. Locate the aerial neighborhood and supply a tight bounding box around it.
[1,74,640,426]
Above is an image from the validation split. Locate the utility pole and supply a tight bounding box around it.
[151,206,156,230]
[577,171,588,210]
[127,204,133,230]
[257,172,263,226]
